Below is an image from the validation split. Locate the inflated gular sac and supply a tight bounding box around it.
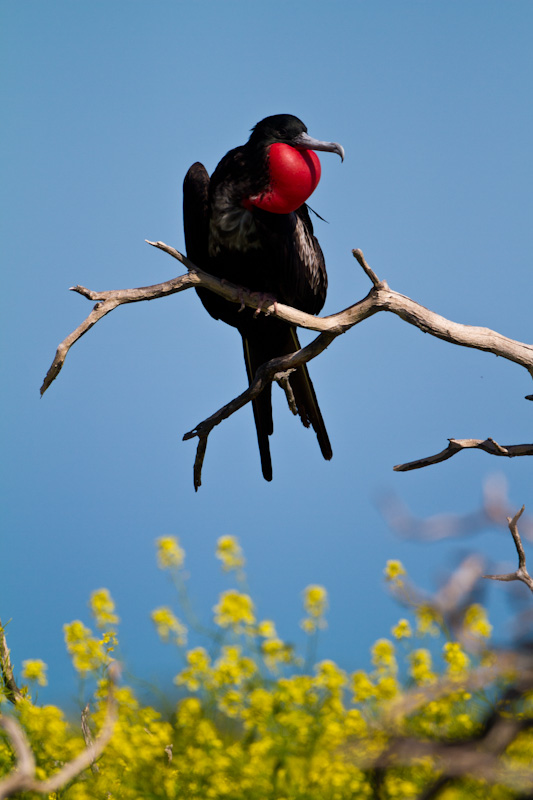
[249,144,321,214]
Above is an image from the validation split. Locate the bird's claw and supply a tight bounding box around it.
[252,292,278,317]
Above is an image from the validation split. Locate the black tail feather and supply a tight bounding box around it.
[287,328,333,461]
[243,337,273,481]
[242,326,332,482]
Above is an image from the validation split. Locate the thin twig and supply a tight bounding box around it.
[484,507,533,593]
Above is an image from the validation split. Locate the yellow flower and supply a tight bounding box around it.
[463,603,492,639]
[409,648,436,685]
[391,618,412,639]
[344,708,367,737]
[213,589,255,630]
[261,638,294,671]
[175,647,211,691]
[212,646,256,688]
[375,676,399,700]
[315,660,347,693]
[151,606,187,646]
[415,605,442,637]
[352,670,375,702]
[242,688,274,729]
[22,659,48,687]
[384,560,406,585]
[443,642,470,676]
[372,639,397,674]
[156,536,185,570]
[256,619,277,638]
[63,620,109,674]
[89,588,119,629]
[216,535,245,572]
[301,585,328,633]
[218,688,243,717]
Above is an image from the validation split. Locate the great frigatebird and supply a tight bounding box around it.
[183,114,344,481]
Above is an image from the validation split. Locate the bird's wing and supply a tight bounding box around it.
[183,162,210,266]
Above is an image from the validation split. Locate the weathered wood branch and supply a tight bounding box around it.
[0,663,119,799]
[484,506,533,593]
[0,620,23,705]
[394,438,533,472]
[41,242,533,487]
[380,474,533,542]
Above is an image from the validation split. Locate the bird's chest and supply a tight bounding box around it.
[208,190,262,257]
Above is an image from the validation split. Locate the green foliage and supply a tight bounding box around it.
[1,539,532,799]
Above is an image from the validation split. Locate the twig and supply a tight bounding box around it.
[0,620,23,705]
[80,703,99,774]
[484,507,533,593]
[394,438,533,472]
[0,662,120,799]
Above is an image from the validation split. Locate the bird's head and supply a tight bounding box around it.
[248,114,345,160]
[245,114,344,214]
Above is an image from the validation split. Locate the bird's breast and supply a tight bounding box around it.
[208,189,262,256]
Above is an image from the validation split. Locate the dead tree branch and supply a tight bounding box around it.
[42,243,533,487]
[394,438,533,473]
[380,474,533,543]
[484,507,533,594]
[0,663,119,799]
[0,620,23,705]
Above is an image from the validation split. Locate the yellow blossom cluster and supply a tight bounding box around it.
[63,620,111,674]
[21,659,48,687]
[156,535,185,570]
[151,606,187,646]
[301,584,328,633]
[464,602,493,638]
[213,588,255,630]
[384,559,406,585]
[215,534,245,572]
[89,588,120,629]
[3,544,532,800]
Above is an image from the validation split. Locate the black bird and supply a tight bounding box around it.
[183,114,344,481]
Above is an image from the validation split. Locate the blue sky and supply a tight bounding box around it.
[2,1,532,704]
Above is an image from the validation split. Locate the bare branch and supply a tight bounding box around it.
[0,620,23,705]
[484,506,533,593]
[351,248,385,288]
[0,662,119,799]
[380,474,533,543]
[394,438,533,473]
[42,243,533,484]
[42,244,533,398]
[80,703,99,774]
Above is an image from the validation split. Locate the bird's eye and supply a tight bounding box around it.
[278,128,287,137]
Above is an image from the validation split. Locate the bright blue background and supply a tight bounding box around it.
[2,1,532,703]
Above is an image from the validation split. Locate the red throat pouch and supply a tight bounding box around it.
[248,143,321,214]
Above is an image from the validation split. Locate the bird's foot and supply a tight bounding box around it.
[236,287,246,313]
[252,292,278,317]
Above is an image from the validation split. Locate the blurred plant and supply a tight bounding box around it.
[1,527,533,799]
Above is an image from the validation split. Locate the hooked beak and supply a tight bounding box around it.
[291,131,345,162]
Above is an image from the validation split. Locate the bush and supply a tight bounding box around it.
[1,537,532,799]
